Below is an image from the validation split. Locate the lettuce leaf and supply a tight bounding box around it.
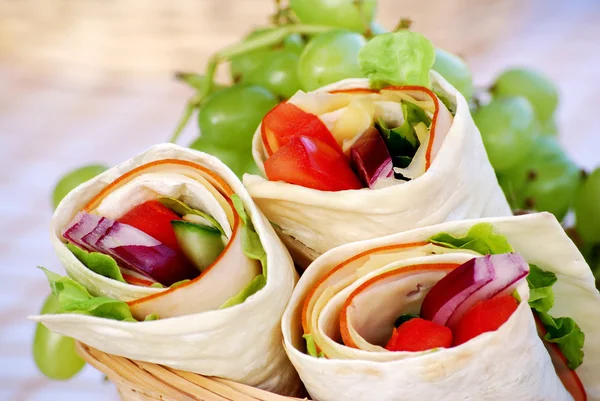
[538,312,585,370]
[159,196,223,234]
[430,223,513,255]
[527,264,585,369]
[39,266,136,322]
[219,195,267,308]
[526,264,557,312]
[303,333,319,357]
[66,243,125,283]
[358,31,436,89]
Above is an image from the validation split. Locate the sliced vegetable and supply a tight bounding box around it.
[535,317,587,401]
[158,197,223,234]
[264,135,363,191]
[261,102,342,156]
[117,200,183,252]
[66,243,125,283]
[385,318,452,352]
[453,295,519,346]
[172,220,225,272]
[349,126,393,188]
[63,212,198,286]
[376,117,417,168]
[421,254,529,327]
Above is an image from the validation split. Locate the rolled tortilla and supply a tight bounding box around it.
[31,144,301,395]
[282,213,600,401]
[244,72,511,264]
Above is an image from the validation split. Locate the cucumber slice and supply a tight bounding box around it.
[172,221,225,272]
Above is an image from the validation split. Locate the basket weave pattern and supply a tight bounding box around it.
[76,342,309,401]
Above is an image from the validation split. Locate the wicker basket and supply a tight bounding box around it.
[76,342,309,401]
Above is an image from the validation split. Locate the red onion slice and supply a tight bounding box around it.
[421,253,529,328]
[350,126,393,188]
[62,212,103,251]
[63,211,198,286]
[446,253,529,328]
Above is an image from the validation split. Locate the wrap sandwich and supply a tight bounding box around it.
[31,143,300,395]
[282,212,600,400]
[244,71,511,265]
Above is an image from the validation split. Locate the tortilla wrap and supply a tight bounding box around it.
[244,72,512,265]
[31,143,301,396]
[282,213,600,400]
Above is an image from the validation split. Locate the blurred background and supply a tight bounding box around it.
[0,0,598,399]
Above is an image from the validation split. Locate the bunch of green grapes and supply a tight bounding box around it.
[468,67,599,283]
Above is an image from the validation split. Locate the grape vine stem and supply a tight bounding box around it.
[169,24,333,144]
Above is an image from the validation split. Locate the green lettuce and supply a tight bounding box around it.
[219,195,267,308]
[358,31,436,89]
[159,196,224,234]
[39,266,136,322]
[303,333,318,357]
[66,243,125,283]
[527,264,585,369]
[430,223,513,255]
[394,314,419,328]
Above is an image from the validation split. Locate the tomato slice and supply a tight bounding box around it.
[261,103,342,156]
[385,318,453,352]
[264,136,362,192]
[117,200,183,252]
[453,295,519,346]
[535,315,587,401]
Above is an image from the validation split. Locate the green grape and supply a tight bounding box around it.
[52,164,107,209]
[198,84,278,149]
[283,33,306,55]
[537,117,558,136]
[473,96,537,172]
[290,0,377,32]
[492,68,559,122]
[33,293,86,380]
[230,29,304,83]
[297,30,366,91]
[498,136,581,221]
[189,137,256,178]
[245,50,302,99]
[574,168,600,243]
[432,48,473,100]
[369,21,387,35]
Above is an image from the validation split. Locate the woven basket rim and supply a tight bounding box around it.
[76,342,310,401]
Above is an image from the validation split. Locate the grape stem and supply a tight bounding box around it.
[169,24,333,144]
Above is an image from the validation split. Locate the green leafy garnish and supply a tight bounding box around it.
[303,333,319,358]
[526,264,557,312]
[39,267,136,322]
[358,31,436,89]
[159,197,224,234]
[150,282,164,288]
[394,314,419,328]
[170,279,190,288]
[144,314,160,321]
[66,243,125,283]
[219,195,267,308]
[430,223,513,255]
[527,264,585,369]
[219,275,267,309]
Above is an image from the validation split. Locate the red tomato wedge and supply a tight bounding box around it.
[385,318,453,352]
[117,200,182,252]
[453,295,519,346]
[535,315,587,401]
[261,103,343,156]
[264,135,362,192]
